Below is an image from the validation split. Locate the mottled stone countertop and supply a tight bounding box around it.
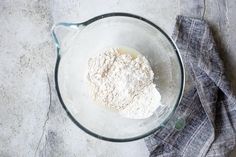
[1,0,236,156]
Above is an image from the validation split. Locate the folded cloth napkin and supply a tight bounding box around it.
[145,16,236,157]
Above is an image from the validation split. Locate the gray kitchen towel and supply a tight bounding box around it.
[145,16,236,157]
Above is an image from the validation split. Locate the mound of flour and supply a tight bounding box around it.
[86,48,162,119]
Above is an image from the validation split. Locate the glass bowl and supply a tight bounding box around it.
[52,13,185,142]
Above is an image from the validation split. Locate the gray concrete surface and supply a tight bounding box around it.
[0,0,236,156]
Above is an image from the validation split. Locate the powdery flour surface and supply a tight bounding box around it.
[87,48,162,119]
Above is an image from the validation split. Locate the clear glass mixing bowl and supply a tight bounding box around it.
[52,13,185,142]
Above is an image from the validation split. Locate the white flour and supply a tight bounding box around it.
[87,48,162,119]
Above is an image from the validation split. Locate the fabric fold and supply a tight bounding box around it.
[145,15,236,157]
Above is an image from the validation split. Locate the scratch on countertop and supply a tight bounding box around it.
[225,0,230,35]
[214,0,230,50]
[34,69,52,157]
[43,135,48,157]
[202,0,206,19]
[178,0,180,16]
[222,0,230,55]
[216,0,221,31]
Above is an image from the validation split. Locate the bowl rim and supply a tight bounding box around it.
[52,12,185,142]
